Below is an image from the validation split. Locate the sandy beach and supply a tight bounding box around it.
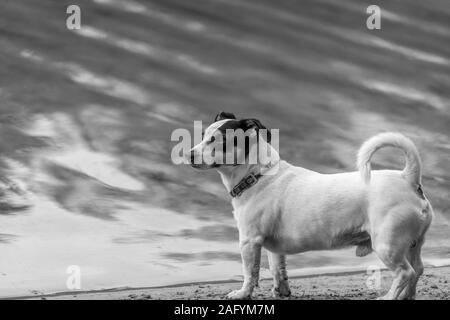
[19,266,449,300]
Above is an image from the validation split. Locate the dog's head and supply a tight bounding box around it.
[187,112,271,170]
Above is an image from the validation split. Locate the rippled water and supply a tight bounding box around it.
[0,0,449,297]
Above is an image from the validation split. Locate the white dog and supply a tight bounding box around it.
[187,112,433,300]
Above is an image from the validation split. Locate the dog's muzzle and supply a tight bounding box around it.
[186,151,221,169]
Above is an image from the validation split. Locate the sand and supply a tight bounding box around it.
[23,266,450,300]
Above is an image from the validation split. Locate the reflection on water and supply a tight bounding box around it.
[0,0,450,297]
[0,234,16,244]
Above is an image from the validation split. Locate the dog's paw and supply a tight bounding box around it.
[272,282,291,298]
[226,289,251,300]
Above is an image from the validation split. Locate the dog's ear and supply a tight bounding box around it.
[214,111,236,122]
[239,119,271,143]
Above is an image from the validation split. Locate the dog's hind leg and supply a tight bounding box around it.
[375,245,416,300]
[374,240,416,300]
[402,204,432,299]
[268,251,291,298]
[400,237,425,299]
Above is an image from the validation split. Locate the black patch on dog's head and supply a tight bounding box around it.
[209,115,271,164]
[213,117,271,143]
[214,111,236,122]
[238,119,270,142]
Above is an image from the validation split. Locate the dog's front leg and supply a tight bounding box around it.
[227,237,262,300]
[268,252,291,298]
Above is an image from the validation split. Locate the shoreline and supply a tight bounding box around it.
[9,265,450,300]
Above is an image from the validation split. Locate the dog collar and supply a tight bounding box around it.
[230,173,263,198]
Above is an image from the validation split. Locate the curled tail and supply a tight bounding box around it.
[357,132,422,185]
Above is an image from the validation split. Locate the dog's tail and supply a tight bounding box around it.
[357,132,421,185]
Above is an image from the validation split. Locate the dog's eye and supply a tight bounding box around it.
[209,136,216,143]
